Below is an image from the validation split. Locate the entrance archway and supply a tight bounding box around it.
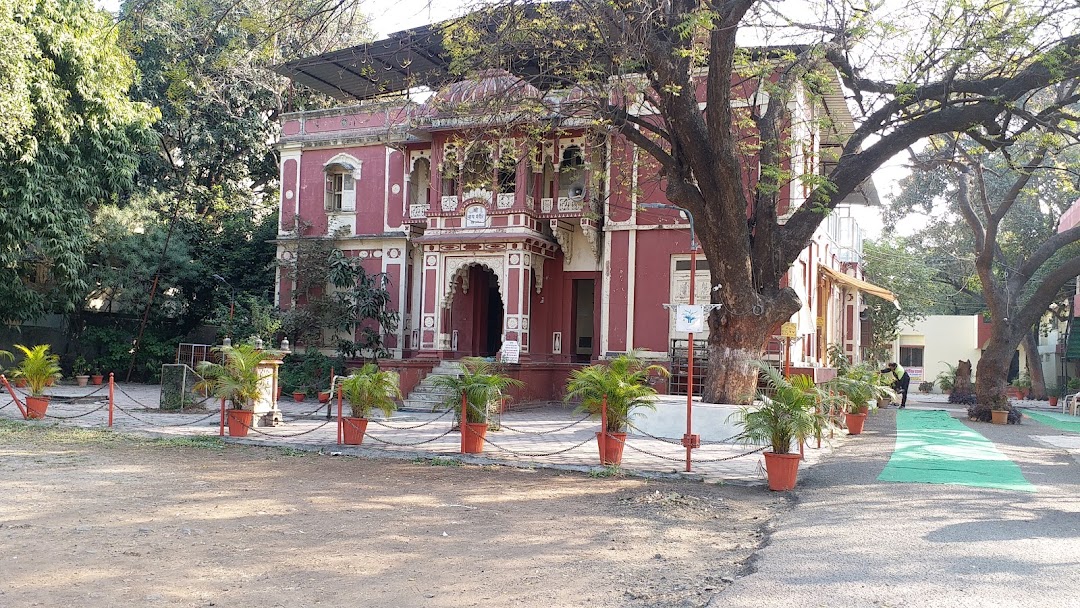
[448,265,504,358]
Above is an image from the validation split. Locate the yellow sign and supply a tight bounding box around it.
[780,322,797,338]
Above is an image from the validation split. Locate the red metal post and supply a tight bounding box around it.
[685,246,696,473]
[784,337,792,379]
[108,373,114,427]
[460,389,468,454]
[1,374,27,419]
[336,382,343,445]
[219,397,226,436]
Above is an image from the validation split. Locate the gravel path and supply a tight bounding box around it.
[717,405,1080,607]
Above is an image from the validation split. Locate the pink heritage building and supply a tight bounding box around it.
[272,23,891,401]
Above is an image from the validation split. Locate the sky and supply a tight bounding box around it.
[95,0,912,238]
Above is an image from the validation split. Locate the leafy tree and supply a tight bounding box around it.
[433,0,1080,402]
[0,0,156,324]
[887,130,1080,416]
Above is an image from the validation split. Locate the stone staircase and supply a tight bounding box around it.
[401,360,464,412]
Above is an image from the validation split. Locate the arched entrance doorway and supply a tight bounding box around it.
[449,265,504,358]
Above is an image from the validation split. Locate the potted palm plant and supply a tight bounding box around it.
[340,364,401,445]
[732,361,827,491]
[432,358,522,454]
[565,352,670,465]
[10,345,61,419]
[195,344,271,437]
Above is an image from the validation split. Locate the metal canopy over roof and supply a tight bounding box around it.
[274,23,452,102]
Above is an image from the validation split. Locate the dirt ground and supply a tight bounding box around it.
[0,421,784,608]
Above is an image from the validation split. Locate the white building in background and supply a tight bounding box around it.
[890,315,985,390]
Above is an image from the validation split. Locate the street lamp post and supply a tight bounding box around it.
[640,203,704,473]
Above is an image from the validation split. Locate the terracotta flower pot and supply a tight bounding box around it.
[596,431,627,465]
[342,417,369,445]
[1049,396,1059,407]
[91,374,104,386]
[857,404,870,415]
[461,421,488,453]
[991,409,1009,425]
[14,378,26,388]
[318,391,331,404]
[293,392,306,402]
[763,452,801,491]
[25,395,49,420]
[75,375,89,387]
[845,412,868,435]
[227,409,254,437]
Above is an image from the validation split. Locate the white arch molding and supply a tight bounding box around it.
[441,257,506,312]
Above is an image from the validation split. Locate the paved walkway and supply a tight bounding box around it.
[717,397,1080,607]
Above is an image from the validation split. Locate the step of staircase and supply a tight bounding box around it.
[401,361,465,412]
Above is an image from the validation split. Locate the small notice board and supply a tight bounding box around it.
[500,340,520,364]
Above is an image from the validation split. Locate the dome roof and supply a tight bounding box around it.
[428,69,541,109]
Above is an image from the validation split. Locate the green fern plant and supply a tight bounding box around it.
[565,352,670,433]
[432,358,522,424]
[10,345,60,397]
[731,361,826,455]
[340,364,401,418]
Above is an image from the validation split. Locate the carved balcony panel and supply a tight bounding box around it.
[440,195,459,212]
[496,192,515,209]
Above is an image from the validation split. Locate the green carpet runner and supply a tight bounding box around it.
[877,409,1034,492]
[1021,409,1080,433]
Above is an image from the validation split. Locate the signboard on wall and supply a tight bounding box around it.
[501,340,520,364]
[465,205,487,227]
[780,322,797,338]
[675,305,705,333]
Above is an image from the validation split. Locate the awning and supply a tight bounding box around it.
[819,265,899,305]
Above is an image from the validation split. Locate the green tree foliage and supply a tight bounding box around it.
[0,0,156,324]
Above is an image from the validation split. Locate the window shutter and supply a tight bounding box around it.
[341,174,356,211]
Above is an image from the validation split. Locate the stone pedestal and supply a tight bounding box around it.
[253,357,283,426]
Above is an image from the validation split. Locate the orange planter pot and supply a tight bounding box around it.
[596,431,627,465]
[293,392,305,402]
[763,452,802,491]
[91,375,104,386]
[461,422,488,453]
[991,409,1009,425]
[1049,396,1059,407]
[227,409,254,437]
[318,391,331,404]
[25,396,49,420]
[342,417,369,445]
[845,412,868,435]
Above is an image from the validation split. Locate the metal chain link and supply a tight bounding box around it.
[611,432,768,463]
[43,403,110,420]
[114,385,167,410]
[280,402,331,418]
[479,434,594,457]
[362,427,456,447]
[369,408,453,429]
[113,402,223,427]
[497,414,592,435]
[624,421,685,445]
[237,419,334,438]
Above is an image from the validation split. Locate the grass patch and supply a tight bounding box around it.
[276,446,307,458]
[588,465,622,478]
[414,456,462,467]
[150,435,226,450]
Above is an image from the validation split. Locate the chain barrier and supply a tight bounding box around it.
[497,414,592,435]
[112,402,223,428]
[609,432,768,464]
[369,408,453,430]
[114,385,169,410]
[236,418,334,438]
[624,421,685,445]
[479,434,595,458]
[280,402,330,419]
[43,402,110,420]
[362,426,457,447]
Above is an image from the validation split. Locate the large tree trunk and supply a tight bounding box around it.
[973,333,1022,422]
[1022,329,1047,400]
